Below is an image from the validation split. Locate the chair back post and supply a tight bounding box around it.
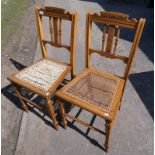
[35,6,48,58]
[70,13,78,78]
[119,18,145,98]
[85,12,92,68]
[124,18,146,81]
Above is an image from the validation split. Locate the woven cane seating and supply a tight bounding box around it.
[56,11,145,152]
[63,70,120,112]
[56,67,124,118]
[15,59,68,91]
[7,6,77,130]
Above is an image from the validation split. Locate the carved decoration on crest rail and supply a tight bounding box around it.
[93,12,138,23]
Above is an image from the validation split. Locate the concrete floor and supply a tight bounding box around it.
[2,0,154,155]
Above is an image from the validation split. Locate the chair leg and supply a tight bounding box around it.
[119,103,121,110]
[14,85,29,112]
[119,94,123,110]
[46,97,58,130]
[71,70,75,80]
[58,99,67,128]
[104,120,112,152]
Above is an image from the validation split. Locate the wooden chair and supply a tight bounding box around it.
[7,6,77,130]
[56,12,145,151]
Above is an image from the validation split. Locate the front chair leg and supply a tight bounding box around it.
[46,97,58,130]
[119,96,123,110]
[119,90,125,110]
[104,120,112,152]
[14,85,29,112]
[58,99,67,128]
[71,69,75,80]
[119,103,121,110]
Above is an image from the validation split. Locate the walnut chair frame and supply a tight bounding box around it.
[7,6,77,130]
[56,11,145,151]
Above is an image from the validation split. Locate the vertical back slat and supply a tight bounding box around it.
[85,11,145,85]
[113,27,120,54]
[49,17,53,42]
[102,24,107,51]
[106,26,115,53]
[59,19,62,44]
[35,6,78,78]
[53,18,58,43]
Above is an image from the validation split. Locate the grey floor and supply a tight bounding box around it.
[2,0,154,155]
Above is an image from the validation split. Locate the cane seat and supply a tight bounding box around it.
[63,69,120,112]
[15,59,69,91]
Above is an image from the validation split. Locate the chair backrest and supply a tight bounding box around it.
[35,6,77,78]
[85,11,145,81]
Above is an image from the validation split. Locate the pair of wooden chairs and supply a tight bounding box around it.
[8,6,145,152]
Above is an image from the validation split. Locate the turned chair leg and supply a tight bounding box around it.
[58,99,67,128]
[14,85,29,112]
[46,97,58,130]
[104,120,112,152]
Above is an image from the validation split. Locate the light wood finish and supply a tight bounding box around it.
[70,13,78,78]
[56,67,124,119]
[49,17,53,42]
[56,11,145,152]
[35,6,77,78]
[7,6,78,129]
[59,19,62,43]
[106,26,115,53]
[46,97,58,130]
[89,48,128,63]
[114,27,120,54]
[21,95,42,110]
[53,18,58,43]
[58,99,67,128]
[14,85,29,112]
[102,24,106,51]
[8,58,71,97]
[104,120,112,151]
[85,13,92,68]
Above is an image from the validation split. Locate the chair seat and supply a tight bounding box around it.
[8,58,71,96]
[56,67,125,119]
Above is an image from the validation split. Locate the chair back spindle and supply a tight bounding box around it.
[113,27,120,54]
[106,25,115,53]
[102,24,106,51]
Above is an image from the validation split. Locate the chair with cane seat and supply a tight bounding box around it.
[56,11,145,151]
[7,6,77,129]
